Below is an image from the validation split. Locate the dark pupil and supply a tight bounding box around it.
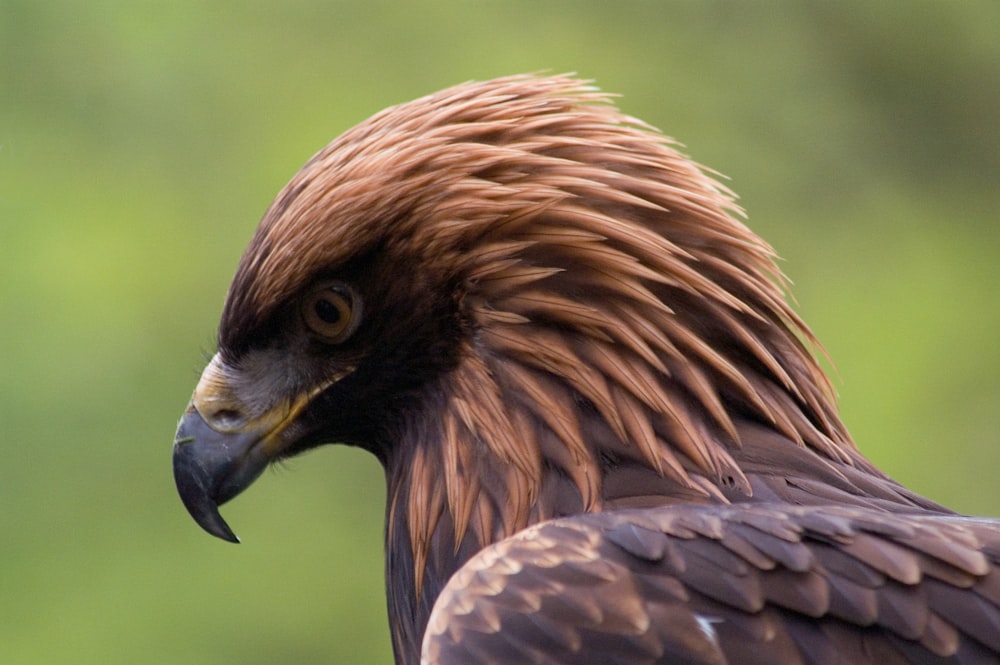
[315,297,343,325]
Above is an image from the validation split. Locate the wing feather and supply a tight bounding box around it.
[422,503,1000,665]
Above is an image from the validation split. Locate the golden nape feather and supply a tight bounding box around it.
[172,75,1000,665]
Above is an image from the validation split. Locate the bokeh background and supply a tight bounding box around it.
[2,2,998,663]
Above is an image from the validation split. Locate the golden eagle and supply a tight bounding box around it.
[173,75,1000,664]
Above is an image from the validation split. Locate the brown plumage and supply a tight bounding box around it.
[172,75,1000,664]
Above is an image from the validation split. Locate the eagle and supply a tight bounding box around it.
[172,75,1000,665]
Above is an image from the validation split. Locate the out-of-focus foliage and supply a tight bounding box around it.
[1,2,997,663]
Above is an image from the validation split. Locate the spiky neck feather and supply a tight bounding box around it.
[371,151,864,655]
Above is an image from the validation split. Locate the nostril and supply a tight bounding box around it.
[209,408,247,431]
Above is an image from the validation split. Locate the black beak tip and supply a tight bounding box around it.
[172,442,242,543]
[203,512,241,544]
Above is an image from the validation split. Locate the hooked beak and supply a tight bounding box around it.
[172,354,332,543]
[172,406,266,543]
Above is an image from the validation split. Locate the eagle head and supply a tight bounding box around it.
[173,73,855,595]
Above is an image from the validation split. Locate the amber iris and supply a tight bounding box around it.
[302,282,360,342]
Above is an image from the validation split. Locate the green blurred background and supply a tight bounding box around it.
[2,2,998,663]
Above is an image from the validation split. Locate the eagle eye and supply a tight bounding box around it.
[302,282,362,343]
